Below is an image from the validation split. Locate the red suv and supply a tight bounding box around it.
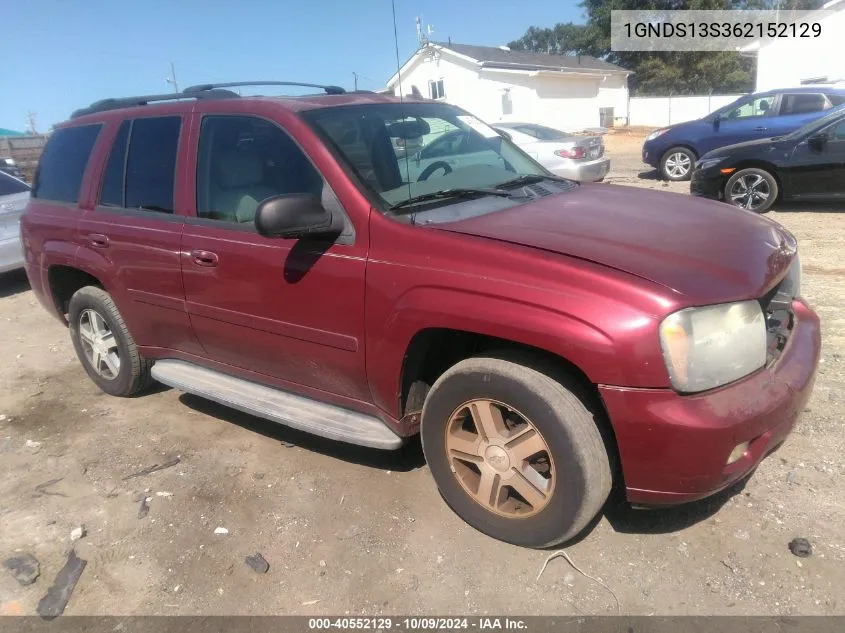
[21,82,820,548]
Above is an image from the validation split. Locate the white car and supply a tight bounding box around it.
[0,170,30,274]
[492,122,610,182]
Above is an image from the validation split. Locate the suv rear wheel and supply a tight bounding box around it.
[68,286,153,397]
[660,147,696,181]
[421,354,612,548]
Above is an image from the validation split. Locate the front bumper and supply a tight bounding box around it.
[690,168,725,200]
[642,142,661,168]
[550,157,610,183]
[600,300,820,506]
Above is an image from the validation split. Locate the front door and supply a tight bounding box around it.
[698,94,777,155]
[77,113,203,356]
[785,118,845,199]
[180,113,371,402]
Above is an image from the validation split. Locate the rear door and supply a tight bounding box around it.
[76,113,203,355]
[784,117,845,199]
[766,92,833,137]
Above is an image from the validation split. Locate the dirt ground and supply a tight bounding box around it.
[1,132,843,617]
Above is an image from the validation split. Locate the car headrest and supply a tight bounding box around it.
[216,150,263,189]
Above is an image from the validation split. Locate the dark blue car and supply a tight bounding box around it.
[642,87,845,181]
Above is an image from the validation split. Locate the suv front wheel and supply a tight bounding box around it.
[421,354,612,548]
[660,147,696,181]
[68,286,153,397]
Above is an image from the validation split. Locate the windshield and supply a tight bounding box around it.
[0,170,30,196]
[302,103,548,209]
[782,104,845,140]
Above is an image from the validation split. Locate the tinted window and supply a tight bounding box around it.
[196,116,324,223]
[99,120,130,207]
[0,171,30,196]
[781,93,828,115]
[125,117,181,213]
[829,95,845,106]
[830,120,845,141]
[32,125,101,202]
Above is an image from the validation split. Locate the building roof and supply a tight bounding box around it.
[439,42,628,74]
[0,128,26,137]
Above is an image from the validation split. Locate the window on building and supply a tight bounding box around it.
[780,93,828,116]
[123,117,181,213]
[32,124,101,203]
[429,79,445,100]
[196,115,325,224]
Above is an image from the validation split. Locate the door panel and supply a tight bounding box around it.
[697,95,777,154]
[77,114,202,354]
[180,113,370,401]
[784,121,845,198]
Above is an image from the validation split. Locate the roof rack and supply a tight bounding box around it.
[70,88,239,119]
[183,81,346,95]
[70,81,347,119]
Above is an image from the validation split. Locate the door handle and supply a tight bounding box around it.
[88,234,109,248]
[190,249,218,267]
[754,126,768,132]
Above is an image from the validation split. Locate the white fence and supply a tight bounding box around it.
[628,94,745,127]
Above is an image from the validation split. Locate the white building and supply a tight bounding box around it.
[386,42,631,131]
[753,0,845,91]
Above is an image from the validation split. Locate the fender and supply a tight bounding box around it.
[367,284,618,418]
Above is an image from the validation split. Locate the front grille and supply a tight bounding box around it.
[758,277,795,365]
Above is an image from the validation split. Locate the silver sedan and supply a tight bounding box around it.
[0,170,30,274]
[492,122,610,182]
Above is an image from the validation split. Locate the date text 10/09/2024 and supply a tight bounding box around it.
[308,618,528,630]
[623,21,822,39]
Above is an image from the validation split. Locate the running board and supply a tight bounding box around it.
[151,360,403,450]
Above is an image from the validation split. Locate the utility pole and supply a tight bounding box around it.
[353,72,358,91]
[166,62,179,93]
[25,111,37,135]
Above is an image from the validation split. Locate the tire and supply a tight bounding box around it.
[420,354,612,548]
[68,286,153,397]
[660,146,696,181]
[723,167,778,213]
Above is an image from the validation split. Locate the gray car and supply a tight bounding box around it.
[0,170,30,274]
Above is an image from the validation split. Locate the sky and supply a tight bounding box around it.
[0,0,584,133]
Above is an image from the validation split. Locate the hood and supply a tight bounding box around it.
[703,135,785,158]
[435,185,796,304]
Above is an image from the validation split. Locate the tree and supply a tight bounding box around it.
[508,0,825,95]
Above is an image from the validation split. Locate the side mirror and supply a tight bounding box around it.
[255,193,342,240]
[713,114,721,129]
[807,131,827,151]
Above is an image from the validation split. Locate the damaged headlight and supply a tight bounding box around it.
[659,300,767,393]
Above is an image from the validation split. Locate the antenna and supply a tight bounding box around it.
[166,62,179,93]
[416,16,422,44]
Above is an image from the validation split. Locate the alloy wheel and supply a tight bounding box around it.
[78,308,121,380]
[664,152,692,178]
[729,173,771,210]
[444,399,555,518]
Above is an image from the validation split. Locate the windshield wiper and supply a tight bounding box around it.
[388,187,512,212]
[496,174,570,188]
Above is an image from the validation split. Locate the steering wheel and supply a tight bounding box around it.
[418,161,453,181]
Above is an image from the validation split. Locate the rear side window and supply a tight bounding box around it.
[125,117,181,213]
[32,125,101,203]
[780,93,828,115]
[828,94,845,106]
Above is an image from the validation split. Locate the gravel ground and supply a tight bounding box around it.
[1,131,843,616]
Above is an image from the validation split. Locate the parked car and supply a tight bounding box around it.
[22,82,819,548]
[0,170,30,274]
[492,122,610,182]
[643,87,845,181]
[691,105,845,213]
[1,157,25,181]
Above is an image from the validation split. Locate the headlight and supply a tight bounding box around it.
[659,300,767,393]
[645,129,668,141]
[695,157,724,170]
